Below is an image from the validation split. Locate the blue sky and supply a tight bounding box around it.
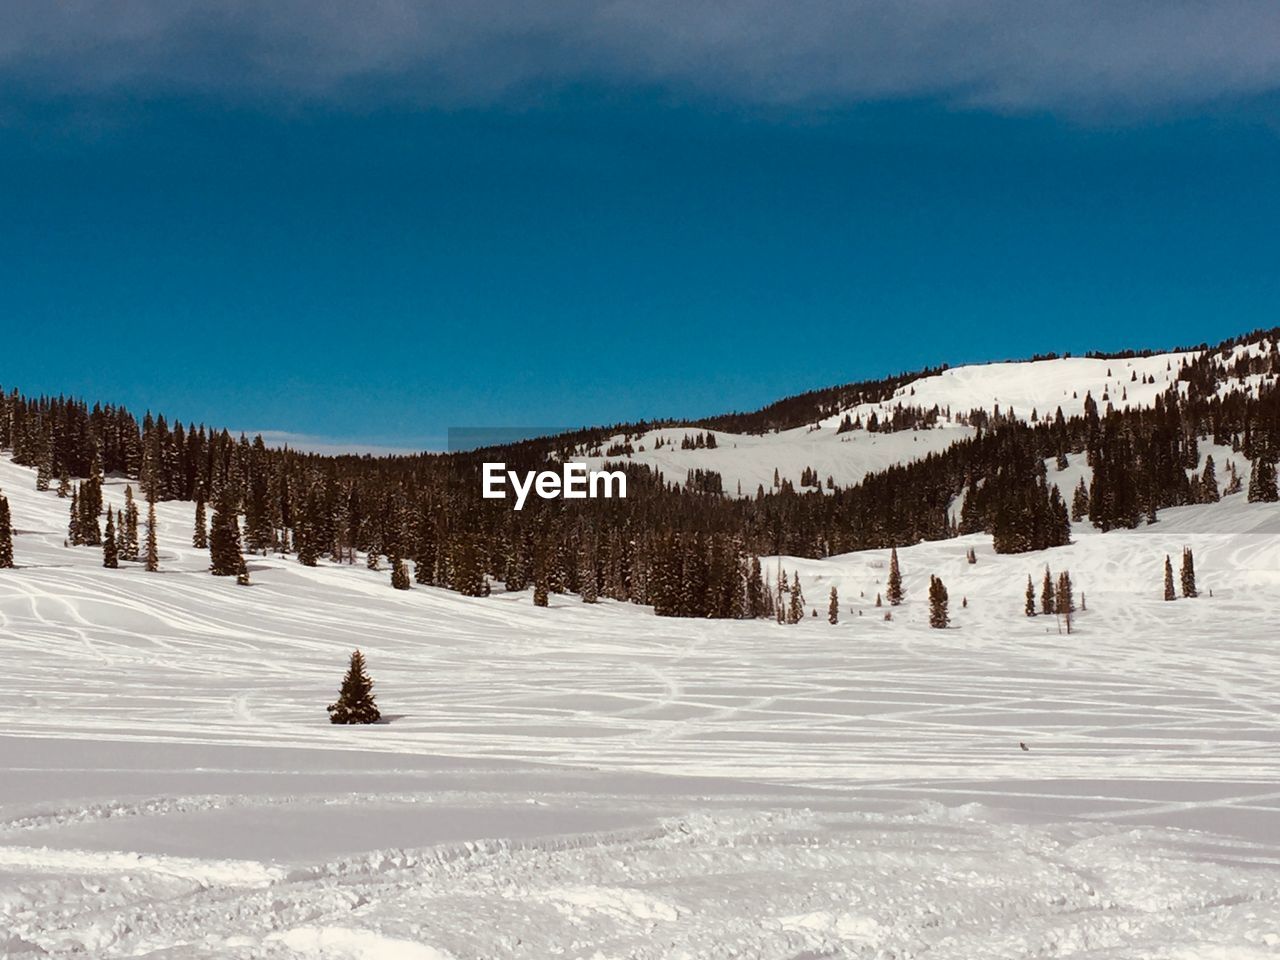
[2,3,1279,450]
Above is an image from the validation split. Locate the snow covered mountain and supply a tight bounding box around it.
[1,332,1279,958]
[581,337,1274,498]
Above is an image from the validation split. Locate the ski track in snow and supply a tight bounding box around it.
[1,393,1280,959]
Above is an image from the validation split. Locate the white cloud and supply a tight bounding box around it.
[2,1,1278,117]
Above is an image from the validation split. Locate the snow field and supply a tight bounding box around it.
[2,428,1280,957]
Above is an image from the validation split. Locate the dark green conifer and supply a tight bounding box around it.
[928,575,949,628]
[886,547,904,605]
[1163,554,1176,601]
[68,488,81,544]
[1200,456,1219,502]
[0,495,14,568]
[145,501,159,572]
[327,649,380,724]
[209,496,245,577]
[788,572,804,624]
[1180,547,1197,598]
[1247,452,1279,503]
[1041,567,1055,615]
[828,585,838,624]
[121,486,139,561]
[1025,575,1036,617]
[193,494,208,549]
[102,506,119,569]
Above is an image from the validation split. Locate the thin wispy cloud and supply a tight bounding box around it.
[2,1,1278,117]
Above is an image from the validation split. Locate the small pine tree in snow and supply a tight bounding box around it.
[788,572,804,624]
[1024,575,1036,617]
[145,501,159,572]
[1040,567,1055,616]
[928,575,949,628]
[102,507,119,569]
[327,649,381,724]
[828,586,838,625]
[1180,547,1197,598]
[886,547,904,605]
[1163,555,1176,601]
[0,495,14,568]
[1056,571,1074,634]
[120,486,139,562]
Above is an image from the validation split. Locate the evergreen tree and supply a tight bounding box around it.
[79,478,101,545]
[102,506,119,569]
[1200,455,1220,503]
[886,547,904,605]
[327,649,381,724]
[391,554,411,590]
[1056,570,1074,634]
[0,495,14,568]
[788,572,804,624]
[1071,481,1090,528]
[193,494,208,549]
[209,496,245,577]
[56,472,71,498]
[928,575,949,628]
[1247,452,1279,503]
[1040,567,1055,616]
[1180,546,1197,598]
[68,488,81,545]
[827,585,838,625]
[121,486,139,561]
[746,557,765,618]
[1163,554,1176,601]
[145,501,159,572]
[1024,575,1036,617]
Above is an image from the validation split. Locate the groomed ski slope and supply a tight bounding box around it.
[2,446,1280,958]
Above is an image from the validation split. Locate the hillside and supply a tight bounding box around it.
[583,338,1274,497]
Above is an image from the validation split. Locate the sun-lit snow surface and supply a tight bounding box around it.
[583,344,1272,497]
[3,434,1280,957]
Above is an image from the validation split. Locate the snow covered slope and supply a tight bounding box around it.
[3,447,1280,957]
[582,340,1272,497]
